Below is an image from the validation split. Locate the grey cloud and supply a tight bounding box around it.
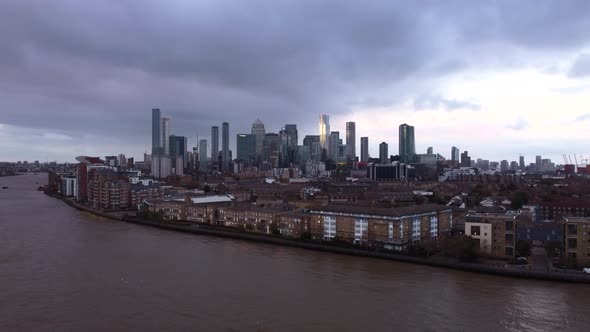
[414,95,481,111]
[506,117,530,130]
[0,0,590,161]
[568,53,590,78]
[576,113,590,121]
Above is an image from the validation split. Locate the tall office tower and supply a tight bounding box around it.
[303,135,321,162]
[346,122,356,160]
[360,137,369,162]
[221,122,230,171]
[461,151,471,167]
[536,155,542,171]
[251,119,265,162]
[284,124,298,147]
[519,155,525,170]
[263,133,281,168]
[500,160,509,172]
[451,146,460,163]
[329,131,340,161]
[280,124,298,166]
[211,126,219,163]
[117,154,126,167]
[150,109,171,178]
[151,108,161,155]
[399,123,416,164]
[379,142,389,164]
[319,114,330,154]
[161,117,170,155]
[427,147,433,155]
[199,139,208,170]
[169,135,187,175]
[237,134,257,165]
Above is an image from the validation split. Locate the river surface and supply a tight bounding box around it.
[1,174,589,332]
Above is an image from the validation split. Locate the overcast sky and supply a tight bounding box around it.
[1,0,590,164]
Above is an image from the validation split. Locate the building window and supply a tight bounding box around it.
[430,216,438,238]
[505,247,514,256]
[505,220,514,230]
[388,222,394,241]
[470,225,481,236]
[567,224,577,236]
[505,234,514,242]
[323,216,336,240]
[354,218,368,242]
[567,238,577,249]
[412,219,420,241]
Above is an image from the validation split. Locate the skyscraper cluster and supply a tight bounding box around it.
[149,109,429,177]
[151,108,188,178]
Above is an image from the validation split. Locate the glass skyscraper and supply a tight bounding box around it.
[199,139,208,170]
[251,119,265,162]
[319,114,330,154]
[360,137,369,162]
[399,123,416,164]
[211,126,219,163]
[346,122,356,160]
[222,122,230,171]
[379,142,388,164]
[151,108,161,155]
[237,134,257,165]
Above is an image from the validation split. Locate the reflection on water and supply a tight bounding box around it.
[1,174,589,331]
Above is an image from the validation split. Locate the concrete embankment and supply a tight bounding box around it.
[45,191,590,284]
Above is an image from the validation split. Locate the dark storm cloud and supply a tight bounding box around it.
[0,0,589,160]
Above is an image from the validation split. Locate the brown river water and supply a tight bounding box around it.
[1,174,589,331]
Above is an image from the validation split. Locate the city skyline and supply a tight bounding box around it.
[2,110,585,166]
[1,1,590,162]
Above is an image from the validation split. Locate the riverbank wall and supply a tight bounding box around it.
[44,191,125,221]
[46,191,590,284]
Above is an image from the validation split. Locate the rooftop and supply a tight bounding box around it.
[563,217,590,223]
[465,213,517,222]
[176,195,234,204]
[307,203,450,218]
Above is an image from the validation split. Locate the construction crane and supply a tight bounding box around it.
[575,154,579,167]
[563,154,568,164]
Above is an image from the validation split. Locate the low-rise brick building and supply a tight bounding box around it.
[130,184,164,208]
[563,217,590,268]
[217,203,282,231]
[465,213,517,258]
[305,204,452,250]
[88,169,131,210]
[278,212,311,238]
[540,201,590,221]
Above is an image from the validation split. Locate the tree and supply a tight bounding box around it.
[300,232,312,240]
[442,235,479,261]
[203,185,211,193]
[269,223,281,235]
[516,240,532,257]
[511,191,529,210]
